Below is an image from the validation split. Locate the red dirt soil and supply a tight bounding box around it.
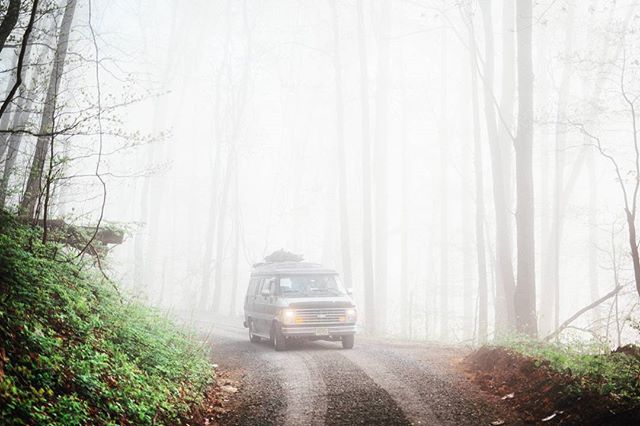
[463,346,640,425]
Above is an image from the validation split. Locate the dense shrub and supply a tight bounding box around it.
[0,213,214,425]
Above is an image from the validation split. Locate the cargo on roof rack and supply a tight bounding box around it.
[250,261,338,276]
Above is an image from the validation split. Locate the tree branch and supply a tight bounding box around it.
[544,285,624,341]
[0,0,38,121]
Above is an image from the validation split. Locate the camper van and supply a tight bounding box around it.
[243,261,356,351]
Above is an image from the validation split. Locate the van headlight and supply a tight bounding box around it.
[280,309,296,325]
[346,308,357,322]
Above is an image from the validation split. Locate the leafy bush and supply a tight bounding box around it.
[498,334,640,402]
[0,213,214,425]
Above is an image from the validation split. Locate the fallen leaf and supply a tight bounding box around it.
[491,420,505,426]
[220,385,237,394]
[501,392,514,400]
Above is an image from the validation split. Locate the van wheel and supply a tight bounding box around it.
[341,334,354,349]
[248,319,261,343]
[272,324,287,352]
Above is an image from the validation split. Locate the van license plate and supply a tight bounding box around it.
[315,327,329,336]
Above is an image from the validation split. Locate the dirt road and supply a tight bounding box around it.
[197,319,515,426]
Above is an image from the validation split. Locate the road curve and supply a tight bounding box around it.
[199,319,514,426]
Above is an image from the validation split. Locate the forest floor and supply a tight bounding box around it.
[190,317,640,426]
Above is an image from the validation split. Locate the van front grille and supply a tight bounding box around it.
[294,308,350,324]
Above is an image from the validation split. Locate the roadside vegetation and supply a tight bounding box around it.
[499,335,640,402]
[466,334,640,424]
[0,212,214,425]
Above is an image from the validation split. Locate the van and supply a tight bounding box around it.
[243,261,357,351]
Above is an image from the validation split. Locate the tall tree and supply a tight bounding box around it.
[466,6,488,343]
[200,0,232,311]
[19,0,76,220]
[329,0,352,290]
[587,148,600,325]
[438,30,449,341]
[514,0,537,335]
[373,0,391,333]
[0,0,21,54]
[541,4,576,333]
[478,0,516,331]
[0,40,45,208]
[213,0,251,312]
[356,0,375,333]
[400,66,409,338]
[229,155,241,316]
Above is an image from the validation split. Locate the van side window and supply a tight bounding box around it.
[268,277,277,294]
[247,278,258,296]
[253,278,263,295]
[259,276,276,295]
[256,278,266,295]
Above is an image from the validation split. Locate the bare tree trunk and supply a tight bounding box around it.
[356,0,375,333]
[626,208,640,298]
[329,0,352,290]
[229,158,241,317]
[373,0,391,334]
[499,0,515,209]
[212,150,233,313]
[468,12,488,344]
[0,48,39,208]
[587,148,600,324]
[200,0,232,311]
[439,31,449,341]
[19,0,76,220]
[540,4,575,334]
[200,141,222,310]
[479,0,516,332]
[0,54,19,159]
[514,0,537,336]
[0,0,21,54]
[400,82,409,338]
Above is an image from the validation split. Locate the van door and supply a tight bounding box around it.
[244,277,260,322]
[255,276,276,334]
[263,277,280,327]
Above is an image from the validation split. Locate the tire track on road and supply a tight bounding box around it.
[339,349,440,425]
[260,349,327,426]
[358,344,503,426]
[311,349,409,425]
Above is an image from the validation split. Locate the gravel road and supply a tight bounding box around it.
[200,319,515,426]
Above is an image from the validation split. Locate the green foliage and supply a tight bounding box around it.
[0,212,214,425]
[498,334,640,402]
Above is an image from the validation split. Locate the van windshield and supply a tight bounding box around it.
[278,274,346,297]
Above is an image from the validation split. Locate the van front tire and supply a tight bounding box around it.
[341,334,355,349]
[272,324,287,351]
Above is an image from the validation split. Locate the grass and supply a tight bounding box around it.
[497,334,640,402]
[0,212,214,425]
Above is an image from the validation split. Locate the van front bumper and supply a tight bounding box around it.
[281,324,356,337]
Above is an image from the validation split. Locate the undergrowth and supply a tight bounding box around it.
[0,212,214,425]
[497,334,640,402]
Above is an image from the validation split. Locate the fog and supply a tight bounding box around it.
[3,0,640,344]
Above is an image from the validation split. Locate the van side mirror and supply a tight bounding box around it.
[261,288,271,296]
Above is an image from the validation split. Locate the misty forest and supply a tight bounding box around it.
[0,0,639,425]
